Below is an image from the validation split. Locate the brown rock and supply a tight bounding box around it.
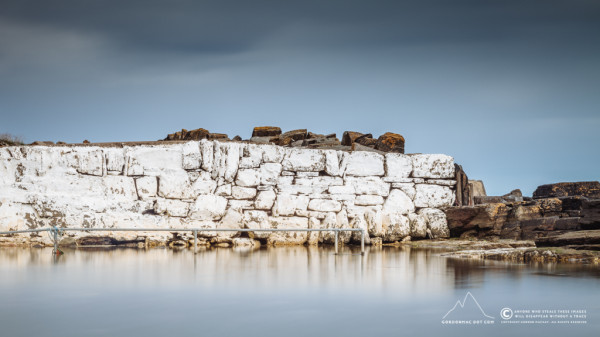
[538,198,562,214]
[469,180,487,197]
[554,217,581,230]
[354,134,376,148]
[164,128,209,141]
[307,132,324,139]
[303,137,341,147]
[185,128,210,140]
[375,132,405,153]
[232,135,242,141]
[164,129,186,140]
[503,189,523,202]
[208,133,229,140]
[561,196,586,211]
[533,181,600,199]
[580,199,600,229]
[512,204,542,221]
[311,145,352,151]
[454,164,471,206]
[351,143,386,154]
[82,140,90,144]
[31,141,55,145]
[474,189,523,204]
[520,217,558,232]
[279,129,307,146]
[535,230,600,247]
[252,126,281,137]
[249,136,275,144]
[341,131,364,146]
[306,140,342,149]
[445,203,510,237]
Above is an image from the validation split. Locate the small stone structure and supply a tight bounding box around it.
[0,138,457,248]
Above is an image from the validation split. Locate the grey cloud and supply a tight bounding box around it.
[2,0,599,54]
[1,0,600,195]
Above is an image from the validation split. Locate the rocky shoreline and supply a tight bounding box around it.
[400,239,600,264]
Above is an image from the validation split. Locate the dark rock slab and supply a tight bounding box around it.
[248,136,274,144]
[475,189,523,205]
[454,164,471,207]
[341,131,365,146]
[535,230,600,247]
[579,198,600,229]
[445,203,510,237]
[351,143,386,154]
[279,129,307,146]
[252,126,281,137]
[164,128,210,141]
[208,133,229,140]
[353,134,375,148]
[533,181,600,199]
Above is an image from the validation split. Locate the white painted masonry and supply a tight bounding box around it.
[0,141,456,247]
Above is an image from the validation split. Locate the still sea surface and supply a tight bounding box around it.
[0,245,598,337]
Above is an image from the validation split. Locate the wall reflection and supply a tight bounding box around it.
[0,246,598,298]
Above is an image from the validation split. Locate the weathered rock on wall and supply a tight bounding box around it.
[0,141,456,248]
[160,127,406,153]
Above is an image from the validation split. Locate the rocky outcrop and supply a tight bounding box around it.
[445,182,600,250]
[0,141,457,248]
[474,189,523,204]
[533,181,600,199]
[535,230,600,249]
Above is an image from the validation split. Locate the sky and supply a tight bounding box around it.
[1,0,599,196]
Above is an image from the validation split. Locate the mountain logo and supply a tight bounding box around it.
[442,292,495,320]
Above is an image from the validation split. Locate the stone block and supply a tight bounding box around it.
[281,149,325,172]
[308,199,342,212]
[411,154,455,179]
[344,151,384,176]
[414,184,455,208]
[231,186,257,200]
[189,195,228,220]
[135,176,157,199]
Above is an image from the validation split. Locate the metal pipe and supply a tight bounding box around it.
[334,230,339,255]
[52,227,58,254]
[0,228,48,235]
[360,229,365,255]
[193,230,197,254]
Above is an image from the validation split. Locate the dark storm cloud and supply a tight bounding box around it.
[1,0,600,195]
[2,0,599,54]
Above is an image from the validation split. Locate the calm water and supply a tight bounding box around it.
[0,245,598,337]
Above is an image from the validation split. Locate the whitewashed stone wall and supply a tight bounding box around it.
[0,141,456,247]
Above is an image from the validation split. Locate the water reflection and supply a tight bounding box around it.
[1,246,598,294]
[0,246,598,337]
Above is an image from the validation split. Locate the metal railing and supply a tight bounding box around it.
[0,227,366,255]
